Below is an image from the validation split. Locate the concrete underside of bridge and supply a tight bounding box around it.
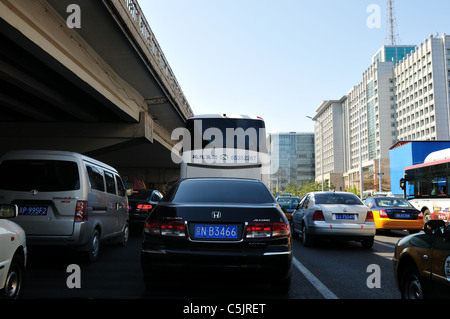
[0,0,191,190]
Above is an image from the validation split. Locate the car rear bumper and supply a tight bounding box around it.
[141,248,292,281]
[129,212,148,223]
[308,221,376,239]
[24,222,90,246]
[374,218,424,230]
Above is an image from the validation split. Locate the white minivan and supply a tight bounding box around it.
[0,150,129,262]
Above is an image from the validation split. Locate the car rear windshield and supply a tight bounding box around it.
[0,159,80,192]
[315,193,363,205]
[129,189,153,200]
[170,179,275,204]
[375,198,412,207]
[277,197,300,206]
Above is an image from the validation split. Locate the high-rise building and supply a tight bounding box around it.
[267,132,315,192]
[314,35,449,194]
[395,34,450,141]
[311,98,346,191]
[313,45,415,192]
[343,46,416,191]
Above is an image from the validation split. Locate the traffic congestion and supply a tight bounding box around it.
[2,148,450,300]
[2,0,450,311]
[2,115,450,302]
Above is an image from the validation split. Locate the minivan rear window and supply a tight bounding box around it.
[0,159,80,192]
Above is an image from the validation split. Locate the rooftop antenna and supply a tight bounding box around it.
[385,0,400,45]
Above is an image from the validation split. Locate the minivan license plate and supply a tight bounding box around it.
[19,206,47,215]
[194,224,237,239]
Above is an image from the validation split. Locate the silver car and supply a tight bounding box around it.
[291,191,376,249]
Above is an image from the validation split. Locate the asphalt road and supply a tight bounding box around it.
[21,224,405,299]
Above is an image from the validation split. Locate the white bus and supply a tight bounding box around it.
[178,114,269,182]
[400,148,450,222]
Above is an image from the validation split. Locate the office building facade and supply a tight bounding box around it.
[313,37,450,193]
[312,99,346,191]
[395,34,450,141]
[267,132,315,192]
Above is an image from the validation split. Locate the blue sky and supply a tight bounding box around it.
[139,0,450,134]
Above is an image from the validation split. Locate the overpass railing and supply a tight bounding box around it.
[110,0,193,119]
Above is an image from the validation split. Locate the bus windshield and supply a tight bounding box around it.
[186,117,267,153]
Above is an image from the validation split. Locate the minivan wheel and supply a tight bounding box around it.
[119,222,129,246]
[86,229,100,262]
[3,254,24,299]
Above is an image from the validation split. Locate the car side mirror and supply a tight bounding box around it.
[424,220,446,236]
[399,178,405,190]
[0,204,18,219]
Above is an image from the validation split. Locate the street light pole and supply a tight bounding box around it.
[307,116,324,191]
[358,91,364,199]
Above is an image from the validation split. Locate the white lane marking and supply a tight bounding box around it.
[374,240,396,249]
[292,257,339,299]
[373,252,394,260]
[373,239,395,260]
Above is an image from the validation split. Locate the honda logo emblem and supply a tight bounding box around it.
[211,211,221,219]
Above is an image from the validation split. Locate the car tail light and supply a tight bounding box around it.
[144,220,186,237]
[245,222,290,238]
[418,211,423,219]
[312,210,325,221]
[144,221,160,235]
[365,211,374,222]
[74,200,88,222]
[379,209,389,219]
[137,204,153,210]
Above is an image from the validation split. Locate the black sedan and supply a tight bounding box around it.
[141,178,292,294]
[128,189,163,224]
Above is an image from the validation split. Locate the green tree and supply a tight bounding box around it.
[345,186,360,197]
[283,181,299,196]
[275,180,335,198]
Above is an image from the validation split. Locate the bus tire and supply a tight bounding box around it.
[423,209,431,222]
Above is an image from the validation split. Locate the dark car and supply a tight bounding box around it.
[128,189,162,224]
[276,196,301,220]
[393,219,450,299]
[141,178,292,294]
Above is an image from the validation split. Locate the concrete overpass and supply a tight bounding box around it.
[0,0,194,190]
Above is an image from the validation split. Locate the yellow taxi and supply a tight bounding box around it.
[393,219,450,298]
[363,197,423,233]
